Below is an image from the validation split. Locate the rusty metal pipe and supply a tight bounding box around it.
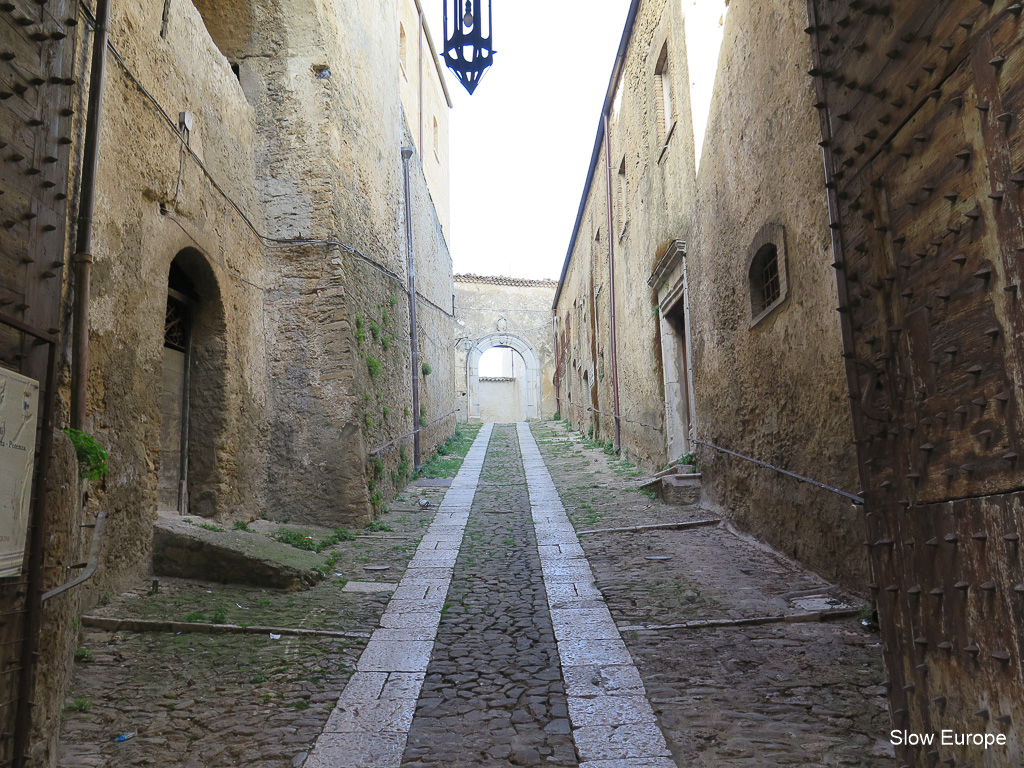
[552,310,561,416]
[70,0,113,429]
[41,508,107,603]
[401,147,421,468]
[602,113,622,452]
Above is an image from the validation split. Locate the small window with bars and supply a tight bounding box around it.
[747,223,788,324]
[755,244,781,311]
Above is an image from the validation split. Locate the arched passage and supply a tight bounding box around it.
[467,333,543,422]
[157,249,228,516]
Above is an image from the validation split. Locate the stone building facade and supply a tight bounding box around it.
[0,0,454,762]
[453,275,557,423]
[553,0,867,590]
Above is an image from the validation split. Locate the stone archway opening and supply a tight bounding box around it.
[157,249,228,517]
[467,333,542,423]
[477,346,529,422]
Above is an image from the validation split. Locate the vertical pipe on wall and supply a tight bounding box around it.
[71,0,113,429]
[552,310,560,417]
[401,147,421,468]
[601,113,622,452]
[680,250,697,442]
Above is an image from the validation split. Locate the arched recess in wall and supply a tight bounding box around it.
[157,248,228,518]
[466,333,543,422]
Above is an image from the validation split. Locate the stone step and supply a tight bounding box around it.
[638,473,703,506]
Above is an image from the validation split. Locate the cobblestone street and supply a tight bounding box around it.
[60,422,890,767]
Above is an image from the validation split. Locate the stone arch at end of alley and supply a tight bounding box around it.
[453,274,559,423]
[466,333,543,422]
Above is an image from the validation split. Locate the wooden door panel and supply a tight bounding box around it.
[809,1,1024,765]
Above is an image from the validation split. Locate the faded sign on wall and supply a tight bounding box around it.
[0,369,38,578]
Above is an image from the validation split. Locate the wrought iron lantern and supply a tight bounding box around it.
[443,0,494,94]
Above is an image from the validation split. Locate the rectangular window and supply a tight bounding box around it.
[400,24,408,78]
[655,43,673,149]
[617,156,627,234]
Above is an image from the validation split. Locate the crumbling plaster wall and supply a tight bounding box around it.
[454,278,557,421]
[555,0,697,471]
[677,0,866,589]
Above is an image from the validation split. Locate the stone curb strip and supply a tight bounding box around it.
[618,608,862,633]
[79,615,371,639]
[517,423,677,768]
[576,519,721,536]
[303,424,494,768]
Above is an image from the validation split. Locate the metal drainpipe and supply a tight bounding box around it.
[680,249,698,444]
[71,0,113,429]
[401,147,421,468]
[552,310,560,416]
[601,113,622,452]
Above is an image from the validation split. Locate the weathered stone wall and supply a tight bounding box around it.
[554,0,866,590]
[453,276,557,422]
[248,0,455,522]
[677,0,866,590]
[397,0,451,237]
[23,0,456,762]
[29,433,86,767]
[83,0,269,589]
[554,0,697,469]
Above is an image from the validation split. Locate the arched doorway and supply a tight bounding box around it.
[467,333,542,422]
[157,249,227,516]
[477,346,528,422]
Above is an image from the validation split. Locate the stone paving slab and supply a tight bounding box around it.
[561,665,648,698]
[577,759,678,768]
[304,733,408,768]
[572,724,673,762]
[344,582,399,594]
[324,700,418,733]
[567,696,659,727]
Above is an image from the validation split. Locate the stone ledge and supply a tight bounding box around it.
[152,512,326,590]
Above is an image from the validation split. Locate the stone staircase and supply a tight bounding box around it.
[638,462,702,505]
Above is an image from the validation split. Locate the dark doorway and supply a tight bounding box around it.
[157,250,227,517]
[158,263,196,512]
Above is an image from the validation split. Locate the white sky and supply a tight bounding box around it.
[427,1,727,281]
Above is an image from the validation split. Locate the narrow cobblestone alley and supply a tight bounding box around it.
[60,421,890,767]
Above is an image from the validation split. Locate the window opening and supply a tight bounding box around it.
[655,43,673,146]
[400,23,408,76]
[758,246,781,310]
[617,157,627,232]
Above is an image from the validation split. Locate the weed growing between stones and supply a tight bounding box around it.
[274,527,355,552]
[418,422,481,478]
[68,697,91,713]
[62,429,109,481]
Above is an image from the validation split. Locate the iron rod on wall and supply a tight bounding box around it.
[70,0,113,429]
